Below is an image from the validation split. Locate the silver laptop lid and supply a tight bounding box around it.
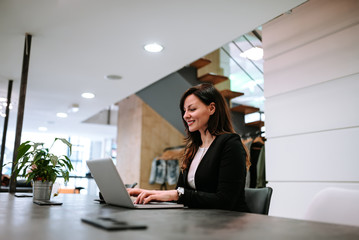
[86,158,135,208]
[87,158,184,209]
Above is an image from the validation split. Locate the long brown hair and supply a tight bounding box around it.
[179,83,250,170]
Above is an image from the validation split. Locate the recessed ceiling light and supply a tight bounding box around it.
[144,43,164,53]
[81,92,95,99]
[105,75,122,80]
[56,112,68,118]
[38,127,48,132]
[69,103,79,113]
[240,47,263,61]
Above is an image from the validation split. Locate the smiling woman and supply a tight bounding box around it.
[128,83,250,212]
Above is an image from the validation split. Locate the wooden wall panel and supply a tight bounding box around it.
[140,101,185,190]
[116,94,184,190]
[116,95,143,185]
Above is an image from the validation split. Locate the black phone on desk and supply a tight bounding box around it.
[81,217,147,231]
[33,200,63,205]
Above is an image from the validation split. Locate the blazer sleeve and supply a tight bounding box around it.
[177,134,247,211]
[176,170,185,188]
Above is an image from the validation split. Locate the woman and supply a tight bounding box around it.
[128,83,250,212]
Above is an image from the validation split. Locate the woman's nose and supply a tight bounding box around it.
[183,111,189,119]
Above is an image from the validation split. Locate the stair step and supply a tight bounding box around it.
[220,90,244,100]
[190,58,211,69]
[231,105,259,114]
[245,120,265,128]
[198,73,228,85]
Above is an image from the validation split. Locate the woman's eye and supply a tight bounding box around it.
[183,108,195,113]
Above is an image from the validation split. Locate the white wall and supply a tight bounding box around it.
[263,0,359,219]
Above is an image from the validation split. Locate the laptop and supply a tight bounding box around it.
[86,158,184,209]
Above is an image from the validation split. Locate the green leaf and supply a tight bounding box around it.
[53,138,72,156]
[62,170,70,182]
[15,160,29,176]
[27,171,37,183]
[33,153,43,164]
[16,144,32,161]
[33,142,44,151]
[50,155,58,166]
[57,161,65,167]
[13,155,30,178]
[60,157,74,171]
[21,166,30,176]
[17,140,31,150]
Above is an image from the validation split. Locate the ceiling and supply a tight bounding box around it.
[0,0,306,140]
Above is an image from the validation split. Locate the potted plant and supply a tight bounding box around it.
[13,138,73,201]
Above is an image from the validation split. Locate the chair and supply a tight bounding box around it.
[304,187,359,227]
[245,187,273,215]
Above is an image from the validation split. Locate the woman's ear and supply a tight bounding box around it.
[209,102,216,115]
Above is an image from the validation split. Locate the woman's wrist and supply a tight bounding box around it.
[172,189,179,201]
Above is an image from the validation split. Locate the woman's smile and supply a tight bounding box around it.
[187,120,195,126]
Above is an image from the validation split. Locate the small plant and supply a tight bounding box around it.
[14,138,73,183]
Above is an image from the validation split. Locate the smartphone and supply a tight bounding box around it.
[81,217,147,231]
[33,200,63,205]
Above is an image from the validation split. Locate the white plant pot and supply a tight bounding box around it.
[32,181,53,201]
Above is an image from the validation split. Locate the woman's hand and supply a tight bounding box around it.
[127,188,145,197]
[130,189,179,204]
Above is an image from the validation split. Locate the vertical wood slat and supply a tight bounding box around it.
[9,33,32,193]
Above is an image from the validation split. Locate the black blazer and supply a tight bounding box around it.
[176,133,249,212]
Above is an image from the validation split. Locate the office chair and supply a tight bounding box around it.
[304,187,359,227]
[245,187,273,215]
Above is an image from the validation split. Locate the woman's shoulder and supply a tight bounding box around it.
[212,133,244,155]
[215,133,241,144]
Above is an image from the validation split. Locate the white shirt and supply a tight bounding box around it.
[187,147,208,189]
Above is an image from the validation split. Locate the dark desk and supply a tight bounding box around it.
[0,193,358,240]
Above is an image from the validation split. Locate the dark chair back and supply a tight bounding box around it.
[245,187,273,215]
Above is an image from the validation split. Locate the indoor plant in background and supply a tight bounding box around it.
[14,138,73,201]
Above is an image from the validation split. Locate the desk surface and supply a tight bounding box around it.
[0,193,358,240]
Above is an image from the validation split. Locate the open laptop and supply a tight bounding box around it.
[86,158,184,209]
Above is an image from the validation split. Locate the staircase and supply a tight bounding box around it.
[190,58,265,132]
